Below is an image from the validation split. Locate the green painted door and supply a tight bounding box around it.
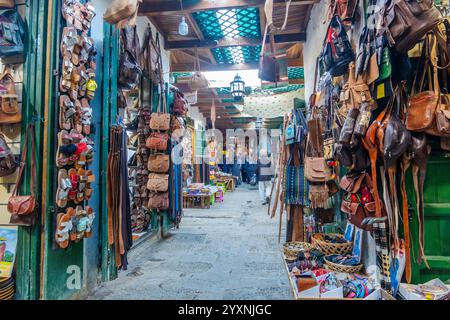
[407,150,450,284]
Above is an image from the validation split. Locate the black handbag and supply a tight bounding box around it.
[319,15,355,77]
[0,9,25,58]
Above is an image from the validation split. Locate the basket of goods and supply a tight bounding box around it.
[286,249,325,273]
[324,254,364,274]
[311,233,352,255]
[283,242,314,260]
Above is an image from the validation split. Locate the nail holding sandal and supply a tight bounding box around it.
[55,1,97,249]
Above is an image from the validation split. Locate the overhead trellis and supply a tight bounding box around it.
[192,8,261,40]
[288,67,304,79]
[212,45,261,64]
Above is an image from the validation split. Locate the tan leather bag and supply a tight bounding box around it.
[340,62,373,115]
[305,157,330,183]
[148,154,170,173]
[407,32,450,136]
[189,49,209,91]
[104,0,141,26]
[147,173,169,192]
[0,0,15,8]
[149,112,170,131]
[146,132,169,151]
[147,192,169,210]
[0,68,21,124]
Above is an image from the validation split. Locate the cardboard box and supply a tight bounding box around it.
[399,278,449,300]
[364,288,396,300]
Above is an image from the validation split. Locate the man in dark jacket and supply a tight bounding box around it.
[257,149,273,205]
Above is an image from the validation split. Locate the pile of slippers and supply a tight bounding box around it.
[55,0,97,249]
[0,277,15,300]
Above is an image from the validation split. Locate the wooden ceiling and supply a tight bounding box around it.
[139,0,313,129]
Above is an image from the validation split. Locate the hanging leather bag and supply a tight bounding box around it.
[173,90,188,116]
[0,8,25,57]
[149,113,170,131]
[148,154,170,173]
[258,24,280,83]
[146,132,169,151]
[118,25,142,90]
[7,124,37,226]
[341,62,374,112]
[104,0,141,27]
[147,173,169,192]
[0,131,17,177]
[319,15,354,77]
[141,25,159,83]
[327,0,360,25]
[189,48,209,91]
[0,66,21,123]
[384,0,441,53]
[147,192,169,210]
[0,0,14,8]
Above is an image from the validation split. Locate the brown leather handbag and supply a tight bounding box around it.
[149,112,170,131]
[146,173,169,192]
[258,25,280,83]
[148,154,170,173]
[104,0,141,26]
[407,32,450,136]
[146,132,169,151]
[384,0,441,53]
[173,91,188,116]
[189,48,209,91]
[0,67,21,124]
[0,131,17,177]
[0,0,15,8]
[147,192,169,210]
[340,62,374,112]
[7,124,37,226]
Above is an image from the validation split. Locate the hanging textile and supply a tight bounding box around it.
[243,87,304,118]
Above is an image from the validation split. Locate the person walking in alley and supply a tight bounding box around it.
[257,149,273,205]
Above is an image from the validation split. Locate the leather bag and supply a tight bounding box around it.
[149,112,170,131]
[258,25,280,83]
[173,91,188,116]
[319,15,354,77]
[118,26,142,90]
[148,154,170,173]
[384,0,442,53]
[104,0,141,27]
[147,192,169,210]
[146,132,168,151]
[7,124,37,226]
[147,173,169,192]
[0,131,17,177]
[0,0,14,8]
[0,67,21,123]
[341,62,374,112]
[0,8,25,57]
[189,48,209,90]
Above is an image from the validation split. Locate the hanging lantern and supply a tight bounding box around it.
[230,74,245,101]
[178,16,189,36]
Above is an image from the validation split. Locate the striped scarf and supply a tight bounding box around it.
[283,165,310,206]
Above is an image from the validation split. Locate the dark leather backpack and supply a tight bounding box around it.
[0,9,25,58]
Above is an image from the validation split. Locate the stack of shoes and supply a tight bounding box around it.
[0,277,15,300]
[55,0,97,249]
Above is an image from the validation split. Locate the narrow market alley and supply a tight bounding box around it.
[89,187,291,300]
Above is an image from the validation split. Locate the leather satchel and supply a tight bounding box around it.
[384,0,441,53]
[104,0,141,26]
[189,48,209,90]
[305,157,330,183]
[259,25,280,83]
[7,124,37,226]
[341,62,374,112]
[0,0,14,8]
[147,173,169,192]
[149,112,170,131]
[0,67,21,124]
[118,26,142,90]
[0,8,25,57]
[146,132,168,151]
[148,154,170,173]
[173,91,188,116]
[147,192,169,210]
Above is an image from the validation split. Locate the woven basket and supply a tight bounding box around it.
[311,233,353,255]
[324,256,364,274]
[283,242,314,260]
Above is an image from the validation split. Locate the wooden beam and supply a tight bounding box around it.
[166,33,306,50]
[171,62,259,72]
[139,0,318,15]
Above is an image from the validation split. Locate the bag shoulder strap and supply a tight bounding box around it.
[12,124,36,197]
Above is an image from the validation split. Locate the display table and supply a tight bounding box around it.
[183,193,211,209]
[216,177,235,192]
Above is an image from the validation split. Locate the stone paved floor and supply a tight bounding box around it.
[89,185,291,300]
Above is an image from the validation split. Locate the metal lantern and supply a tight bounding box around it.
[230,74,245,101]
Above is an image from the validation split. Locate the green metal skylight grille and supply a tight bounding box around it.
[212,45,261,64]
[192,8,261,40]
[288,67,304,79]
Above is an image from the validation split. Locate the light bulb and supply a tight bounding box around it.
[178,16,189,36]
